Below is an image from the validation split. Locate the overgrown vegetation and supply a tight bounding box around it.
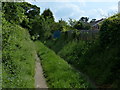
[58,14,120,88]
[2,1,120,88]
[2,18,36,88]
[35,41,93,88]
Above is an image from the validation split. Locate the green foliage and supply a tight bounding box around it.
[35,41,92,88]
[19,2,40,17]
[2,2,40,30]
[68,18,91,30]
[53,14,120,88]
[99,14,120,48]
[3,1,120,88]
[68,18,77,27]
[74,21,84,30]
[29,16,45,37]
[2,2,27,24]
[50,22,61,32]
[2,18,35,88]
[58,41,87,64]
[41,8,54,22]
[30,16,53,40]
[73,20,91,30]
[45,32,75,53]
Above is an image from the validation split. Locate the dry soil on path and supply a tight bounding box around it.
[35,53,48,88]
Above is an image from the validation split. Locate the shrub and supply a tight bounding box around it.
[99,14,120,48]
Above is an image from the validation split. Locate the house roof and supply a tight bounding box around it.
[92,18,105,26]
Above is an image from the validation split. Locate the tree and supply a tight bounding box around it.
[2,2,27,24]
[2,2,40,30]
[19,2,40,29]
[68,18,77,27]
[80,17,89,22]
[74,21,83,30]
[41,8,54,22]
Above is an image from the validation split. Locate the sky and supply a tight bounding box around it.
[26,0,119,22]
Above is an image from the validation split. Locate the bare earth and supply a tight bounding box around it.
[35,54,48,88]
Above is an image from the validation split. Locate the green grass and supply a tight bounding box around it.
[35,41,92,88]
[2,18,36,88]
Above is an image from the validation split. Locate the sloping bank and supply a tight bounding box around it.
[35,41,93,88]
[2,18,36,88]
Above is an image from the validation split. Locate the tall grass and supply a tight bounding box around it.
[2,18,36,88]
[34,41,93,88]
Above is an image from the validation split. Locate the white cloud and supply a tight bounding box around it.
[26,0,119,21]
[109,5,118,12]
[54,3,85,21]
[87,4,118,20]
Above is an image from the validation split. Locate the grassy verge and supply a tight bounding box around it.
[2,18,36,88]
[35,41,93,88]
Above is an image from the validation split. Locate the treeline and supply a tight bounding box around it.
[3,2,95,42]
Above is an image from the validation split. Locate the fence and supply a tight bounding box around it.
[79,30,99,40]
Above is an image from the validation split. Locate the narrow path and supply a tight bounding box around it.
[35,53,48,88]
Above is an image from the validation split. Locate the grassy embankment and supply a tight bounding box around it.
[35,41,94,88]
[2,18,36,88]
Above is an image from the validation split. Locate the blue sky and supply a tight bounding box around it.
[26,0,119,22]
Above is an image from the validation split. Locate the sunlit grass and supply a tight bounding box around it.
[2,18,35,88]
[35,41,92,88]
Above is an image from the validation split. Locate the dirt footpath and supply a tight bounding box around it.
[35,54,48,88]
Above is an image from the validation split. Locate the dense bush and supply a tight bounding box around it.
[58,40,91,66]
[99,14,120,48]
[2,18,36,88]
